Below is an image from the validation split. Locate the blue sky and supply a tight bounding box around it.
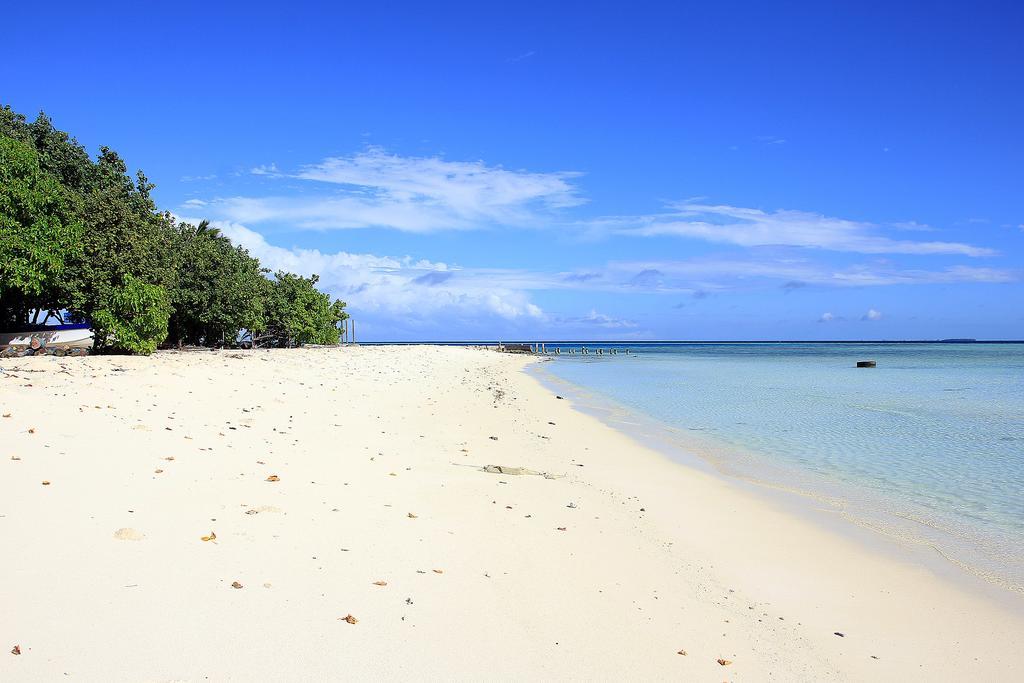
[4,1,1023,340]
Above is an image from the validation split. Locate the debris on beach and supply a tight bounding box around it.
[480,464,563,479]
[432,569,443,574]
[407,512,418,518]
[373,580,388,586]
[677,649,687,656]
[834,631,845,637]
[341,614,358,624]
[231,581,243,589]
[114,528,144,541]
[266,474,280,482]
[200,531,217,542]
[41,480,50,486]
[717,658,732,666]
[11,645,22,655]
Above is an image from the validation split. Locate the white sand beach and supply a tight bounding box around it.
[2,345,1022,681]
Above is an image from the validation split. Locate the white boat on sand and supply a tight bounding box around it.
[0,323,94,356]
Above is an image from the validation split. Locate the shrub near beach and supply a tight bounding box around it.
[0,105,348,352]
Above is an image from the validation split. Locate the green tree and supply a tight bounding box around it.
[167,220,268,346]
[259,272,347,347]
[65,147,179,331]
[0,135,83,327]
[92,274,171,355]
[2,104,353,354]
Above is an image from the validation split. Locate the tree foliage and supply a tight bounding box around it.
[92,275,171,355]
[0,105,348,353]
[0,135,83,327]
[260,272,348,347]
[167,220,268,346]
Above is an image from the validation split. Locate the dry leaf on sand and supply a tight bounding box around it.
[201,531,217,542]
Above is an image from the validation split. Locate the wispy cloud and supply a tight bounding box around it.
[606,257,1018,290]
[175,217,1018,337]
[202,148,583,233]
[506,50,536,63]
[187,150,999,265]
[599,203,996,257]
[862,308,882,321]
[556,309,637,329]
[207,221,545,323]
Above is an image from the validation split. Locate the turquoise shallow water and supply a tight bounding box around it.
[541,343,1024,589]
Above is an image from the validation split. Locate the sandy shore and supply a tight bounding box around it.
[2,345,1022,681]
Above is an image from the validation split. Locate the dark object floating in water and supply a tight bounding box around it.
[856,360,876,368]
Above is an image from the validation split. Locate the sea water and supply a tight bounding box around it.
[540,343,1024,589]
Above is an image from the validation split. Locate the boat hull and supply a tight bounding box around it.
[0,324,94,355]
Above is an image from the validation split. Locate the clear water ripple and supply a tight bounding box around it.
[542,343,1024,590]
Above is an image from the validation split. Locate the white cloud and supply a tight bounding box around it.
[250,163,280,176]
[606,257,1017,290]
[185,149,1000,265]
[506,50,536,63]
[818,312,836,323]
[208,221,546,324]
[203,148,583,233]
[557,309,638,329]
[601,202,996,257]
[862,308,882,321]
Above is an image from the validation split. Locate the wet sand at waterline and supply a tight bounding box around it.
[1,346,1022,680]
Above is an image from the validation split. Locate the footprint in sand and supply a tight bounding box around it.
[114,528,144,541]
